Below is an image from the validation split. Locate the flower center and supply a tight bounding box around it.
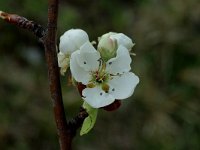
[92,71,109,84]
[87,62,110,92]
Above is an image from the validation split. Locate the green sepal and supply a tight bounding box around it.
[80,102,98,136]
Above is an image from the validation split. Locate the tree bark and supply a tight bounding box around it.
[43,0,73,149]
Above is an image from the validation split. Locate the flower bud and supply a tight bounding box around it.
[97,32,118,61]
[59,29,89,55]
[98,32,134,61]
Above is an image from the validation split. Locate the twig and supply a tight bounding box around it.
[68,107,89,137]
[43,0,73,149]
[0,11,45,38]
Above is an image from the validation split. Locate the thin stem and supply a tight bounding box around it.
[43,0,73,149]
[0,11,45,38]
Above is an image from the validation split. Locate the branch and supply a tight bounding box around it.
[68,107,89,137]
[0,11,45,38]
[44,0,88,149]
[43,0,74,149]
[1,5,88,150]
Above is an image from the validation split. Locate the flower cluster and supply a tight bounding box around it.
[58,29,139,109]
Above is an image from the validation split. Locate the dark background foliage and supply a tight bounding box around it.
[0,0,200,149]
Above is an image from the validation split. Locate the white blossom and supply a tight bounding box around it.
[70,41,139,108]
[97,32,118,61]
[98,32,134,52]
[97,32,135,61]
[58,29,89,75]
[59,29,89,54]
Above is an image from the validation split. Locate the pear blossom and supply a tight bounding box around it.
[70,41,139,108]
[98,32,135,61]
[58,29,89,74]
[59,29,89,54]
[97,32,118,61]
[98,32,134,51]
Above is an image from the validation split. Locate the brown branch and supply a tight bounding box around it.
[43,0,74,149]
[43,0,88,149]
[1,5,88,150]
[68,107,89,137]
[0,11,45,38]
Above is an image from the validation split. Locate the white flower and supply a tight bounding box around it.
[58,29,89,75]
[97,32,135,61]
[97,32,118,61]
[70,41,139,108]
[59,29,89,55]
[98,32,135,52]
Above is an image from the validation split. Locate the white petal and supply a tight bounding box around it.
[99,32,117,40]
[82,86,115,108]
[59,35,77,54]
[71,29,89,48]
[70,50,91,84]
[108,72,139,99]
[76,52,100,72]
[76,42,100,71]
[57,52,69,68]
[110,33,134,51]
[59,29,89,54]
[80,41,97,53]
[57,52,70,75]
[106,45,131,75]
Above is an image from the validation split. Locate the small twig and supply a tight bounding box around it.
[44,0,73,149]
[0,11,45,38]
[68,107,89,137]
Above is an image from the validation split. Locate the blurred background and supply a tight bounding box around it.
[0,0,200,149]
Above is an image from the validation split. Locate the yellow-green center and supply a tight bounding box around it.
[87,63,110,92]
